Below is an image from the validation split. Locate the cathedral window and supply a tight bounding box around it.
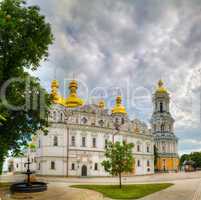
[137,144,141,152]
[94,163,98,170]
[71,163,75,170]
[51,161,55,170]
[53,111,57,121]
[147,160,150,167]
[147,145,150,153]
[60,113,63,121]
[154,124,156,132]
[53,136,58,146]
[92,138,96,148]
[81,117,87,124]
[160,102,163,112]
[137,160,141,167]
[161,124,165,132]
[38,139,41,148]
[16,163,19,168]
[71,136,75,146]
[98,120,104,127]
[105,139,108,148]
[82,137,86,147]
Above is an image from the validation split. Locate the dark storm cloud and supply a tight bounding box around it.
[29,0,201,153]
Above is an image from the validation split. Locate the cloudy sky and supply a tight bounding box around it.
[29,0,201,154]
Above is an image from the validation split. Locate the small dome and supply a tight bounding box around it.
[112,96,127,115]
[65,80,84,108]
[98,99,105,109]
[156,80,168,93]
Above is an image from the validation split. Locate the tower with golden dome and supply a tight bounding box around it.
[151,80,179,172]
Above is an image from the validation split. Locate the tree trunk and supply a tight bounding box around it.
[119,172,122,189]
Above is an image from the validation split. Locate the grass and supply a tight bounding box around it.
[71,183,173,199]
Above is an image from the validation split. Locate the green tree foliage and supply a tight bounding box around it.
[180,152,201,169]
[0,0,53,174]
[102,141,134,188]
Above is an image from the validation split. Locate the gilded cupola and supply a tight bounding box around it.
[155,80,168,93]
[98,99,105,109]
[50,80,62,104]
[65,80,84,108]
[111,96,127,115]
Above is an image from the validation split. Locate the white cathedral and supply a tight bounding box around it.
[8,79,179,177]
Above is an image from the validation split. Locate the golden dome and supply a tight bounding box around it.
[50,80,62,104]
[98,99,105,109]
[112,96,127,115]
[65,80,84,108]
[156,80,168,93]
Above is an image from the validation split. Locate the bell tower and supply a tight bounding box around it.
[151,80,179,172]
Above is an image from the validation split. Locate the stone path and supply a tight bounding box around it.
[1,172,201,200]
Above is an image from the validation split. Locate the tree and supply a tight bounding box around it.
[0,0,53,174]
[179,154,189,168]
[102,141,134,188]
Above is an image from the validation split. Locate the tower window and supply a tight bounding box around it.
[137,144,141,152]
[82,117,87,124]
[94,163,98,170]
[147,160,150,167]
[71,136,75,146]
[161,124,165,132]
[137,160,141,167]
[82,137,86,147]
[71,163,75,170]
[105,139,108,148]
[160,102,163,112]
[60,113,63,121]
[51,161,55,170]
[92,138,96,148]
[53,136,58,146]
[53,111,57,120]
[121,118,124,124]
[147,145,150,152]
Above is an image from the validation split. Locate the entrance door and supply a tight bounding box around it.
[81,165,87,176]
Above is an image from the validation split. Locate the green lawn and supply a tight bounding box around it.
[71,183,173,199]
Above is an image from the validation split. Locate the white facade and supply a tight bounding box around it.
[33,103,154,177]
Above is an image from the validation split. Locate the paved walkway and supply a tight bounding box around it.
[1,172,201,200]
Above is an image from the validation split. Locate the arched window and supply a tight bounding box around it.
[71,136,75,146]
[53,136,58,146]
[60,113,63,121]
[51,161,55,170]
[92,138,96,148]
[154,124,157,132]
[98,120,104,127]
[137,144,141,152]
[161,124,165,132]
[94,163,98,171]
[147,145,150,153]
[71,163,75,170]
[82,117,87,124]
[53,111,57,121]
[137,160,141,167]
[147,160,150,167]
[160,102,163,112]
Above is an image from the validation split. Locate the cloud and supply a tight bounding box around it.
[29,0,201,153]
